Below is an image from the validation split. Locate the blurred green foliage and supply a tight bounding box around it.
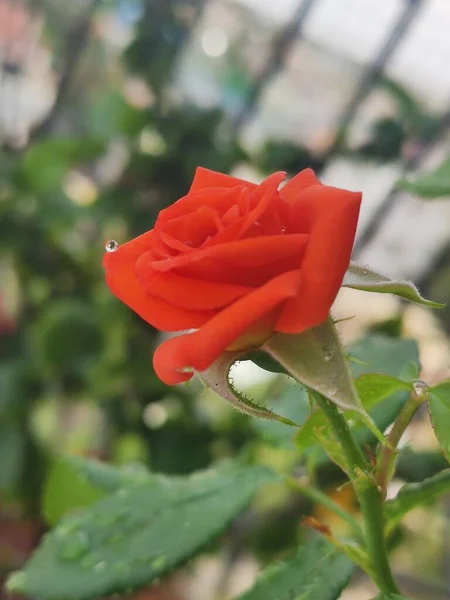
[1,0,253,550]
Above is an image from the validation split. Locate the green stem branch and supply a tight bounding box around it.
[376,382,428,497]
[314,393,400,594]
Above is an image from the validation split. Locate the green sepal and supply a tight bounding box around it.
[199,351,299,426]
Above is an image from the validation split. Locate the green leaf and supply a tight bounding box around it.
[397,157,450,198]
[43,456,151,525]
[385,469,450,525]
[348,335,419,379]
[396,448,448,482]
[263,317,364,414]
[251,385,311,446]
[236,536,353,600]
[199,351,299,426]
[313,423,349,474]
[295,374,410,453]
[295,336,418,455]
[355,373,411,407]
[428,380,450,461]
[7,464,275,600]
[343,263,443,308]
[399,361,420,381]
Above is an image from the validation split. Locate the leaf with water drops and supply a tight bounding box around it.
[7,463,275,600]
[43,455,152,525]
[235,536,353,600]
[343,262,443,308]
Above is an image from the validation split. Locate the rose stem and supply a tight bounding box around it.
[313,392,400,595]
[376,382,429,497]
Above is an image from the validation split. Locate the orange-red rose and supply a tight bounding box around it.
[103,167,361,385]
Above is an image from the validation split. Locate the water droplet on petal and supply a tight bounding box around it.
[60,531,90,561]
[281,225,287,233]
[105,239,119,253]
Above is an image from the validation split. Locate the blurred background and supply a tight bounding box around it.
[2,0,450,598]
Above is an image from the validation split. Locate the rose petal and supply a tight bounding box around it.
[276,185,361,333]
[151,233,308,272]
[237,172,285,236]
[153,269,301,384]
[155,187,239,230]
[280,168,321,203]
[103,231,214,331]
[276,169,322,231]
[201,189,251,247]
[199,172,286,247]
[136,253,253,310]
[162,206,222,248]
[157,231,194,253]
[189,166,256,193]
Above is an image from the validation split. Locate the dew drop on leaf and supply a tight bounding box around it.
[93,560,107,573]
[60,531,90,561]
[81,552,103,569]
[151,555,167,571]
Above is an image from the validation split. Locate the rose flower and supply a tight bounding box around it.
[103,168,361,385]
